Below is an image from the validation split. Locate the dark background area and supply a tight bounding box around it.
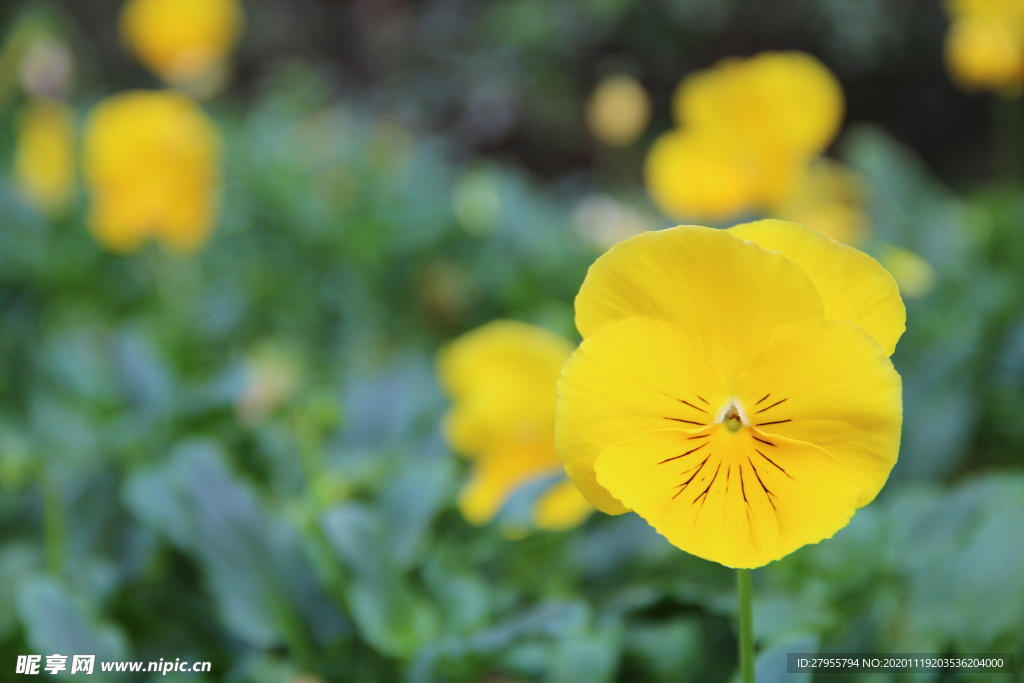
[21,0,991,182]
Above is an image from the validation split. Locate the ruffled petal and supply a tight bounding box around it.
[730,219,905,354]
[574,225,825,381]
[736,319,902,507]
[594,428,863,568]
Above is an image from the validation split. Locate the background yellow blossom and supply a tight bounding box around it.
[120,0,243,93]
[944,0,1024,92]
[83,90,220,253]
[438,320,592,530]
[12,97,75,215]
[646,51,844,221]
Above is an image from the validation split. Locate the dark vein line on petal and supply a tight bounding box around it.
[754,398,788,414]
[741,466,753,526]
[752,435,776,447]
[658,441,708,464]
[665,417,704,426]
[755,419,792,427]
[696,395,709,405]
[754,393,770,406]
[747,457,777,511]
[693,463,721,507]
[672,455,711,498]
[687,433,711,440]
[677,399,708,414]
[756,449,794,479]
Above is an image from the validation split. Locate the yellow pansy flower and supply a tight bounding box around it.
[946,17,1024,92]
[585,74,652,147]
[944,0,1024,93]
[12,97,76,215]
[646,52,844,221]
[439,321,593,530]
[557,220,904,568]
[83,90,220,254]
[674,52,843,158]
[644,128,759,221]
[120,0,243,92]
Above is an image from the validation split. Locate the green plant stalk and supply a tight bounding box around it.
[40,466,66,577]
[993,93,1024,184]
[266,577,318,672]
[737,568,755,683]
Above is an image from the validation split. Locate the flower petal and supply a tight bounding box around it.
[438,320,571,455]
[574,225,825,381]
[556,315,730,514]
[736,319,902,507]
[594,428,862,568]
[458,440,559,525]
[675,52,844,156]
[643,128,756,220]
[533,479,594,530]
[729,219,906,354]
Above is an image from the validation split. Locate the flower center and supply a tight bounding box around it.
[717,399,747,433]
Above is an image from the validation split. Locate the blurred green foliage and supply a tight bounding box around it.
[1,1,1024,682]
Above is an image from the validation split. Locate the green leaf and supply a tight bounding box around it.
[751,634,817,683]
[123,441,343,649]
[549,622,622,683]
[319,504,439,658]
[15,577,129,665]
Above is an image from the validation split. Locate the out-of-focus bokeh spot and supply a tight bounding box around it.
[769,158,871,247]
[585,73,651,147]
[571,194,654,251]
[879,244,937,299]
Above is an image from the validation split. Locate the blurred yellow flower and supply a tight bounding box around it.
[13,97,76,215]
[675,52,843,157]
[944,0,1024,93]
[438,320,593,530]
[946,17,1024,92]
[645,52,844,221]
[585,74,651,147]
[557,220,904,568]
[878,244,937,299]
[83,90,221,254]
[769,158,871,247]
[120,0,243,93]
[644,128,759,220]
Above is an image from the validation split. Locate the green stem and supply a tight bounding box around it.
[267,580,317,671]
[40,466,66,577]
[992,93,1024,185]
[737,568,755,683]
